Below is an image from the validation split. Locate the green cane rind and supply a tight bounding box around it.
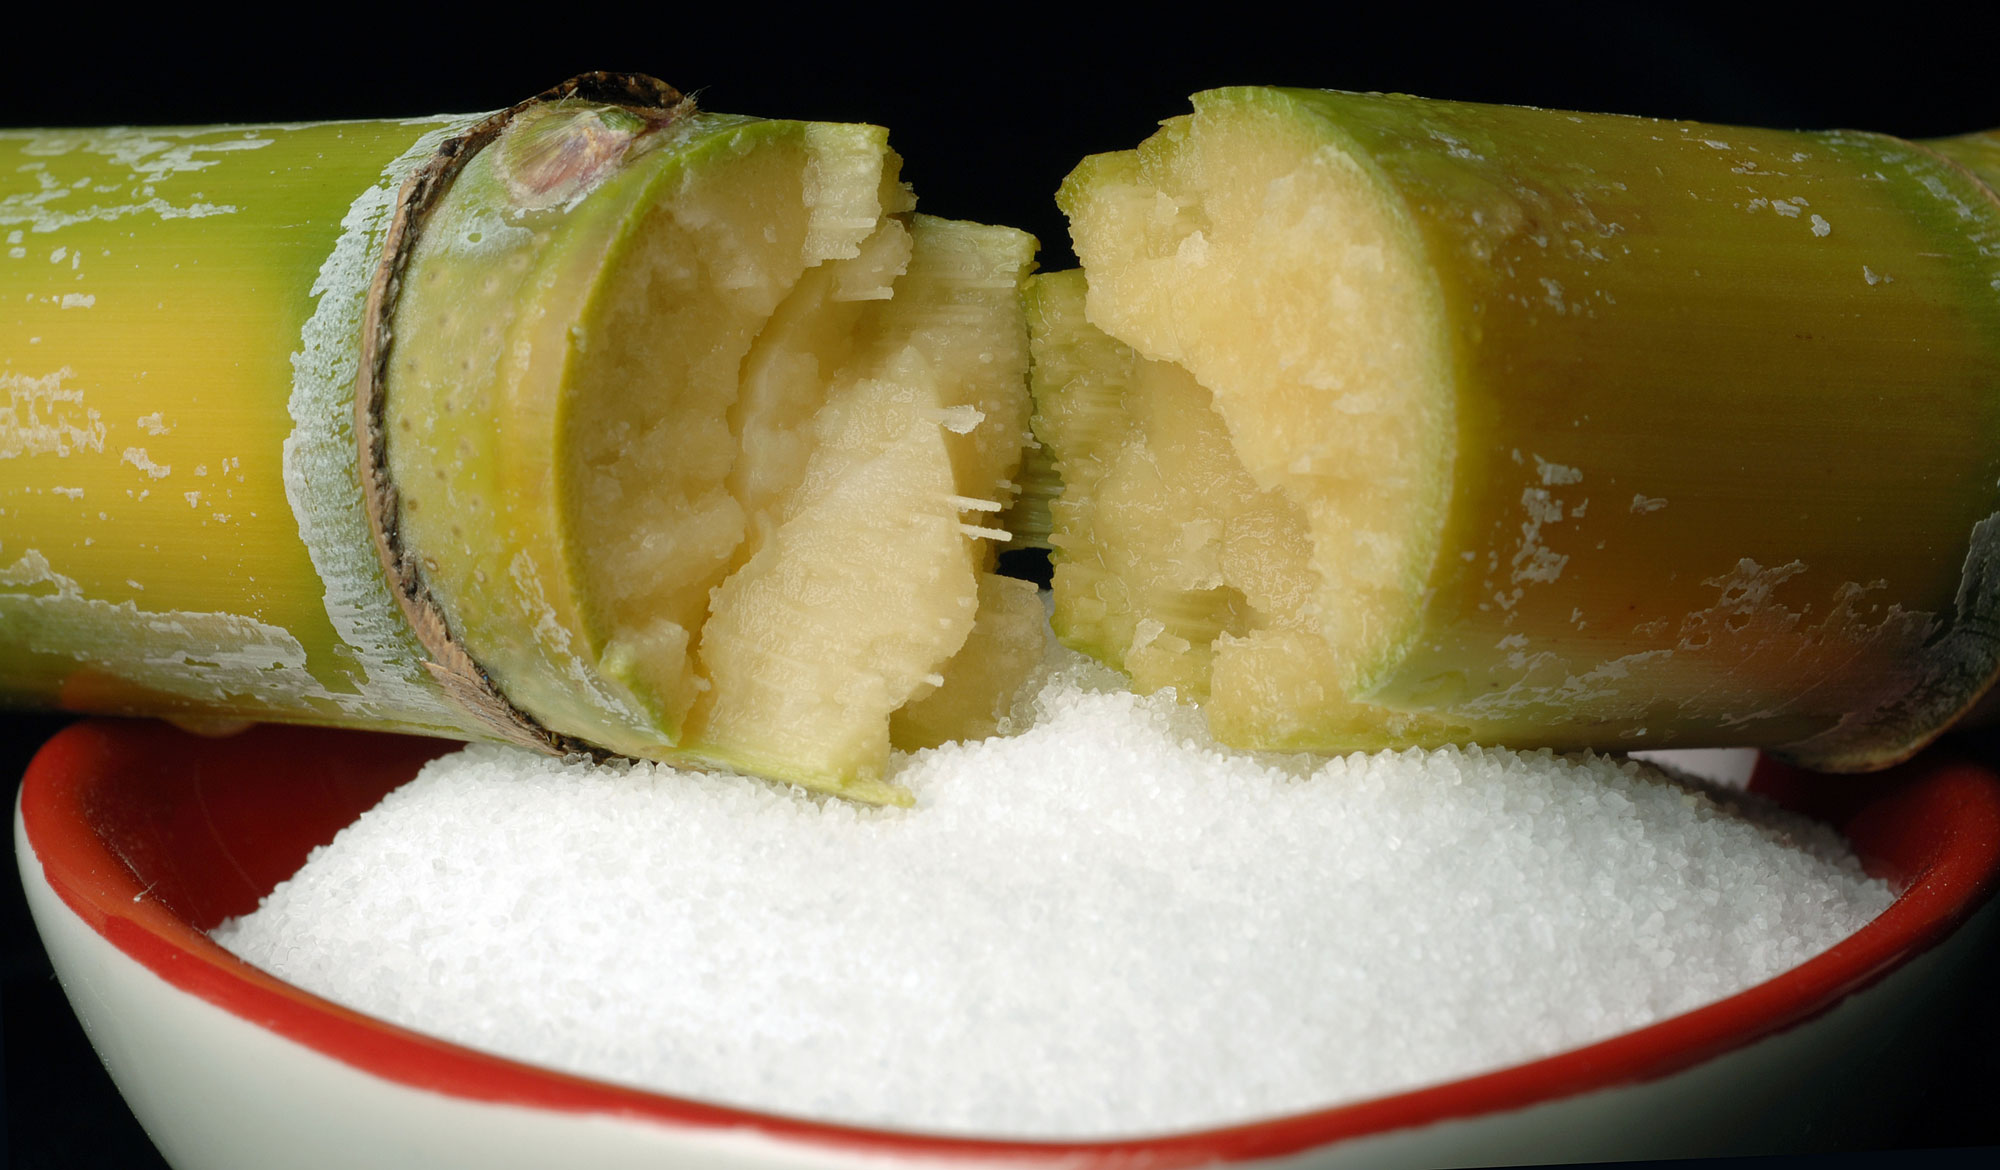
[0,117,486,736]
[1305,93,2000,767]
[1925,130,2000,195]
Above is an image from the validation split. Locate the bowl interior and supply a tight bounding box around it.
[19,719,2000,1165]
[32,722,449,933]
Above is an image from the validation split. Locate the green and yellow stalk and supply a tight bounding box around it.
[0,75,1039,802]
[0,93,483,737]
[1044,87,2000,770]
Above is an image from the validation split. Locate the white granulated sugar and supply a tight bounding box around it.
[214,648,1893,1139]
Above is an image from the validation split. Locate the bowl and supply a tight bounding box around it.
[15,719,2000,1169]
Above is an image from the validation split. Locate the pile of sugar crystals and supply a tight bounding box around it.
[215,646,1893,1138]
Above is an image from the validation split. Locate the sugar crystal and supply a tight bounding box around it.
[214,644,1893,1138]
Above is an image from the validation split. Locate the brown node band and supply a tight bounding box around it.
[355,73,693,756]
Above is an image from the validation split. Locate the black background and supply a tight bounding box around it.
[6,7,2000,1167]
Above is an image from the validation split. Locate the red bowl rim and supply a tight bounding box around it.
[19,719,2000,1166]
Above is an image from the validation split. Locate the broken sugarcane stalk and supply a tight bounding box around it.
[0,74,1040,803]
[1040,86,2000,771]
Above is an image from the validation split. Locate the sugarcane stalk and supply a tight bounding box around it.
[0,74,1038,801]
[1927,129,2000,191]
[0,96,487,737]
[1049,86,2000,770]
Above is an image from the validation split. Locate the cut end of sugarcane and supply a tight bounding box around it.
[1046,85,2000,767]
[1029,268,1465,750]
[565,193,1039,796]
[1058,87,1454,693]
[383,93,1040,800]
[890,572,1049,751]
[1046,86,1455,741]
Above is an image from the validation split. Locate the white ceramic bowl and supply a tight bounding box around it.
[16,720,2000,1169]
